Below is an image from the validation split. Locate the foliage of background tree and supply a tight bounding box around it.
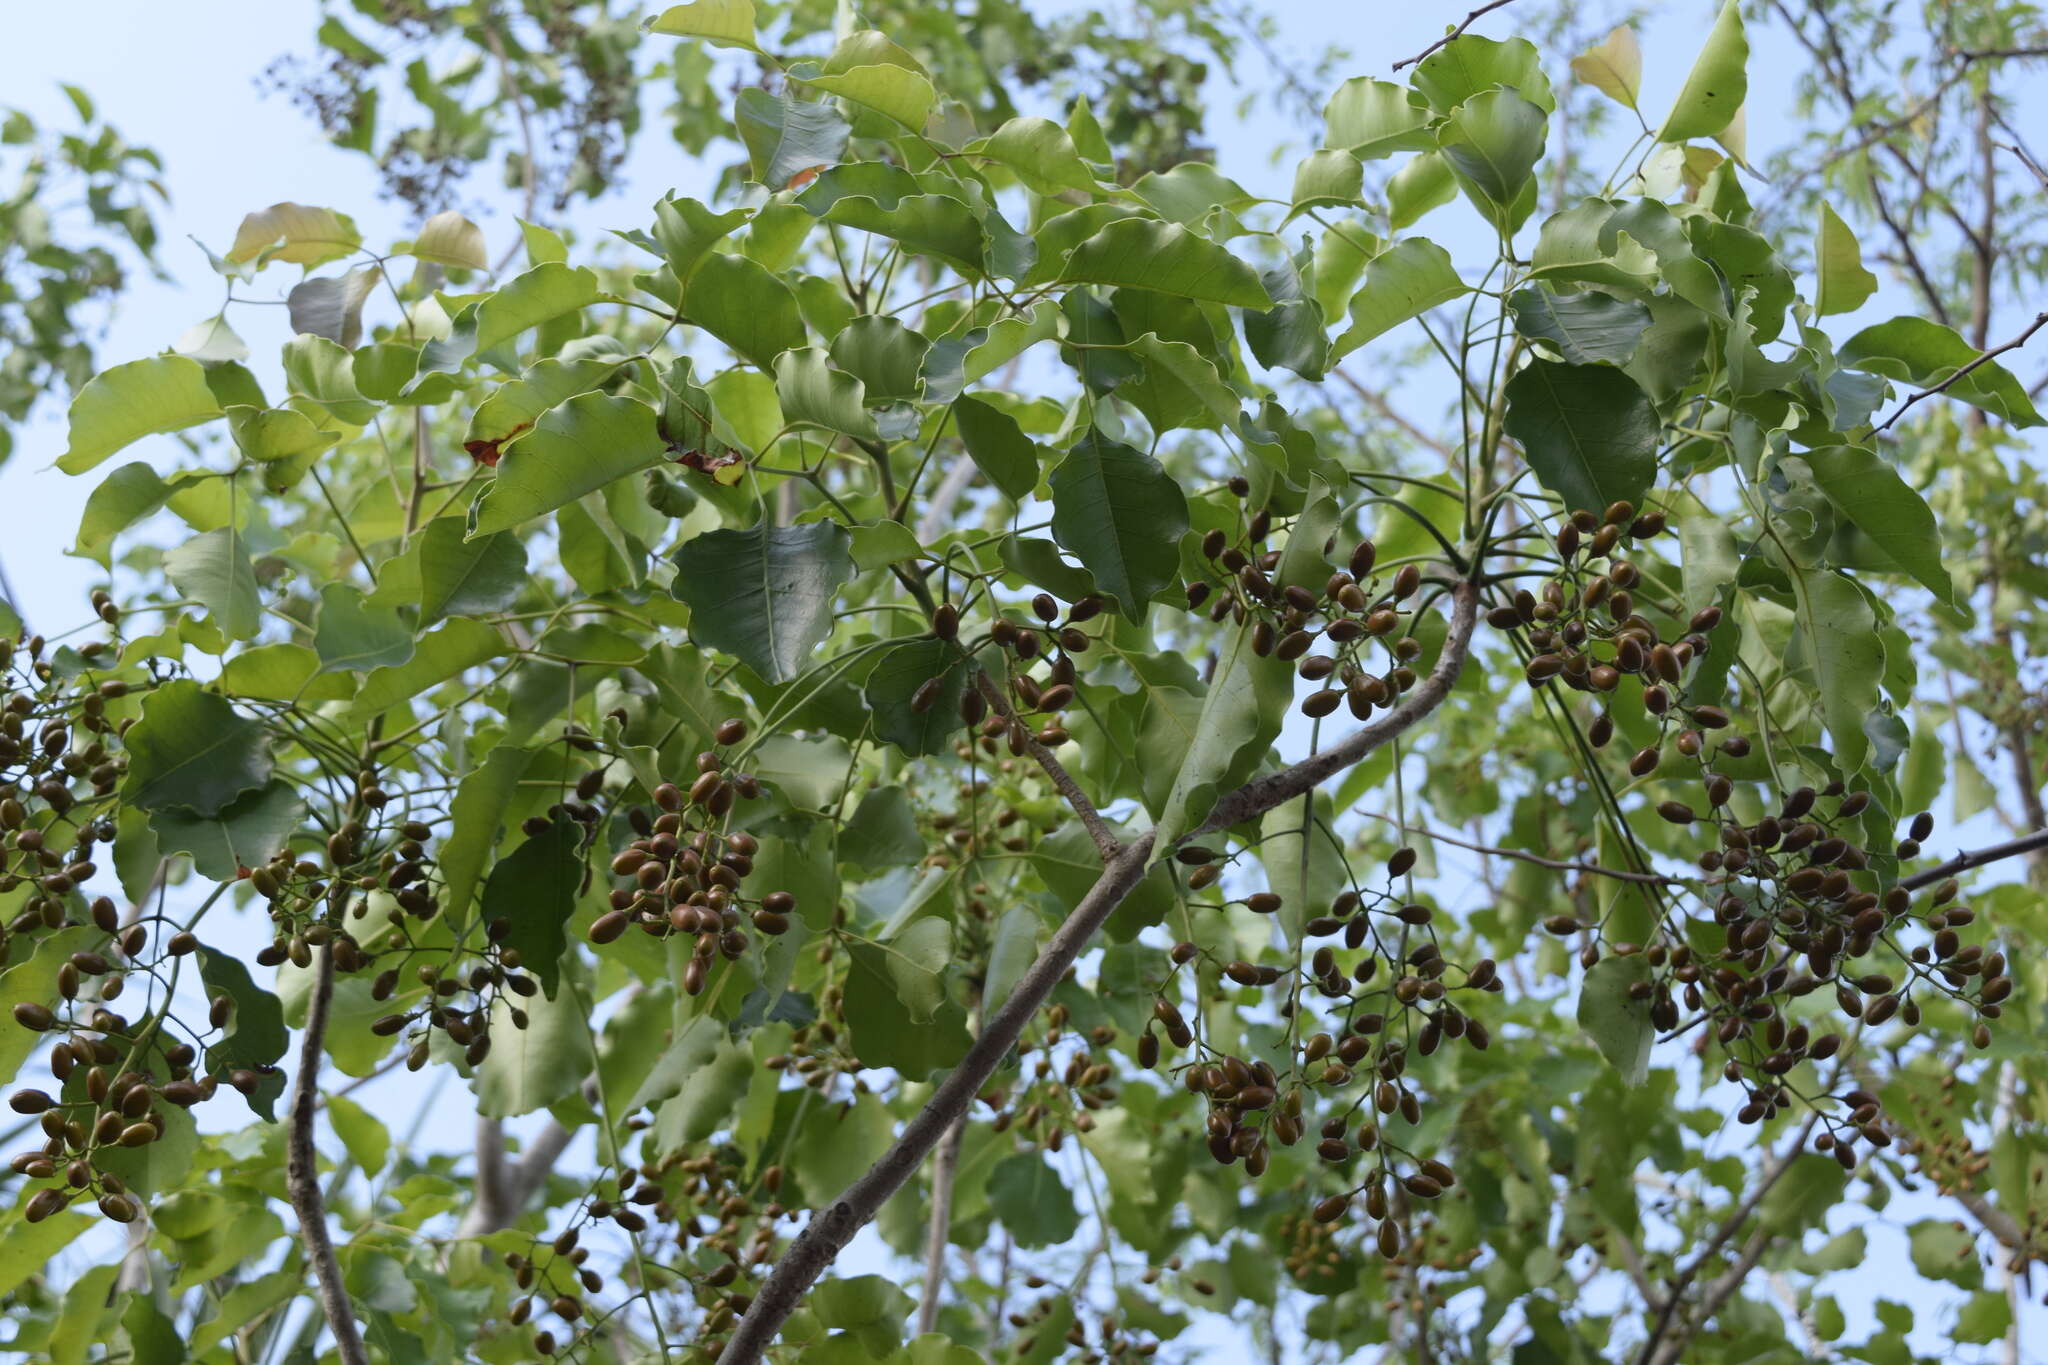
[2,2,2047,1363]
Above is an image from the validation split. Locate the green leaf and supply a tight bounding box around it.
[314,583,415,674]
[164,526,262,642]
[1791,567,1885,774]
[1501,360,1660,514]
[1332,239,1466,358]
[736,87,849,190]
[1290,149,1363,212]
[1577,955,1654,1086]
[1387,151,1458,230]
[480,816,583,998]
[410,209,487,270]
[810,1276,916,1358]
[1060,219,1270,308]
[150,780,305,885]
[225,404,339,465]
[466,353,631,455]
[327,1094,392,1175]
[683,250,808,369]
[1321,78,1432,159]
[352,618,507,720]
[57,356,223,475]
[121,680,273,816]
[951,395,1040,502]
[474,263,600,353]
[671,520,854,683]
[1413,35,1555,114]
[197,948,291,1119]
[1150,623,1292,850]
[0,1203,92,1301]
[982,906,1041,1019]
[1436,88,1547,214]
[829,315,929,402]
[841,789,926,870]
[775,347,878,440]
[969,116,1098,194]
[1802,446,1954,605]
[652,196,751,284]
[797,165,991,277]
[218,644,354,704]
[1954,1290,2012,1344]
[73,462,171,565]
[806,59,934,131]
[0,928,100,1091]
[864,638,977,757]
[647,0,757,50]
[1048,431,1190,622]
[1129,163,1254,229]
[1244,247,1328,381]
[470,393,668,537]
[1571,26,1642,111]
[414,520,528,629]
[842,919,971,1076]
[440,746,538,927]
[1906,1219,1980,1288]
[1657,0,1747,142]
[1507,287,1652,365]
[1815,203,1878,317]
[987,1154,1082,1249]
[1839,317,2043,428]
[476,981,596,1116]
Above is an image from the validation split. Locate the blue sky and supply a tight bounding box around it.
[1,1,2038,1358]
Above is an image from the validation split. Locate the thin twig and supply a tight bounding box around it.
[1875,311,2048,431]
[1392,0,1523,71]
[1356,810,1681,885]
[1638,1111,1820,1365]
[286,948,370,1365]
[976,670,1121,861]
[1900,826,2048,890]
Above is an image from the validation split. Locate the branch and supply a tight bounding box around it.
[1877,312,2048,431]
[286,948,370,1365]
[1356,810,1680,886]
[1331,367,1456,459]
[976,670,1121,861]
[1392,0,1522,70]
[1639,1111,1819,1365]
[1899,826,2048,891]
[1186,581,1481,844]
[716,580,1484,1364]
[914,1113,966,1335]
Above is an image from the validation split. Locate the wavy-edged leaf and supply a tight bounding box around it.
[475,262,600,353]
[1657,0,1747,142]
[57,356,222,474]
[164,526,262,642]
[1060,218,1269,308]
[683,250,808,369]
[470,393,667,537]
[1332,238,1467,358]
[1507,286,1652,365]
[121,680,273,816]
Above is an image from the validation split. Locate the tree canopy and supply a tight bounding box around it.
[2,2,2047,1364]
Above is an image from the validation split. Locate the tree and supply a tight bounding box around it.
[3,3,2046,1363]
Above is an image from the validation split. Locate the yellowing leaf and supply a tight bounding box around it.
[410,209,488,270]
[646,0,757,49]
[226,202,363,269]
[1816,202,1878,317]
[1570,26,1642,111]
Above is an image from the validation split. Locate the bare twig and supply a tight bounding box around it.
[914,1113,966,1335]
[1356,810,1681,885]
[1899,826,2048,891]
[1331,367,1455,459]
[715,582,1483,1365]
[286,948,370,1365]
[1392,0,1523,71]
[976,670,1122,861]
[1875,312,2048,431]
[1639,1111,1821,1365]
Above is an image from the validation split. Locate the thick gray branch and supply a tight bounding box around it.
[286,948,370,1365]
[714,579,1482,1365]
